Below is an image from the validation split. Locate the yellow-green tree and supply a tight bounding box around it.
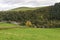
[25,21,32,27]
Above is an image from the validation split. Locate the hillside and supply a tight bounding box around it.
[9,6,52,11]
[0,2,60,28]
[10,7,39,11]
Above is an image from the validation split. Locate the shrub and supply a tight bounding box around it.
[25,21,32,27]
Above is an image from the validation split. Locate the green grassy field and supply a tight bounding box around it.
[0,28,60,40]
[0,22,60,40]
[0,22,20,29]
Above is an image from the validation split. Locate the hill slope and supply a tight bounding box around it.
[10,7,39,11]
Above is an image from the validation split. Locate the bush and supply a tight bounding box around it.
[25,21,32,27]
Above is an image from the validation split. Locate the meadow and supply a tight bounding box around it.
[0,23,60,40]
[0,22,20,28]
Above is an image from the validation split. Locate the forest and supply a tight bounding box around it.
[0,2,60,28]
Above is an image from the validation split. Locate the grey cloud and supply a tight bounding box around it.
[21,0,56,7]
[0,0,25,4]
[0,0,56,5]
[0,0,59,10]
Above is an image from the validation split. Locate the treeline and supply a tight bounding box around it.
[49,2,60,20]
[0,7,51,28]
[0,2,60,28]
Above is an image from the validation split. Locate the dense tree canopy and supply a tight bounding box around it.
[0,2,60,28]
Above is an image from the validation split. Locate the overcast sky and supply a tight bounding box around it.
[0,0,60,11]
